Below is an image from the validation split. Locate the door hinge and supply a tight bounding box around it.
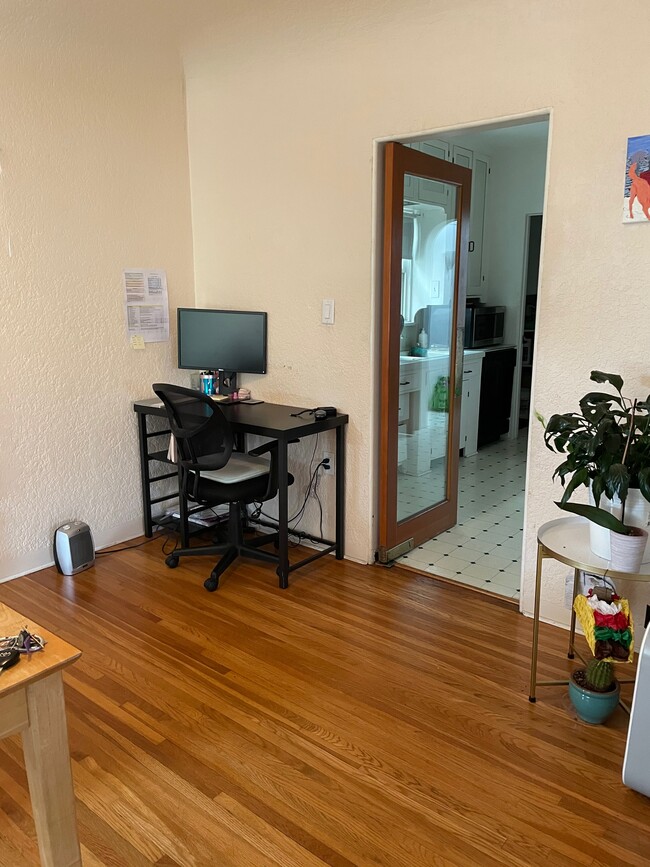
[377,539,414,563]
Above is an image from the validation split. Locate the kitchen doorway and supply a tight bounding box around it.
[388,116,549,602]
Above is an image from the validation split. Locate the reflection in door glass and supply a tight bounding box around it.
[397,176,457,523]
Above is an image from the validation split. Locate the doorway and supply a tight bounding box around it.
[380,116,549,603]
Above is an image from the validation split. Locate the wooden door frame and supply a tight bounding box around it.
[378,142,471,558]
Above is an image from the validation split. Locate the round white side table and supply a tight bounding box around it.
[529,516,650,707]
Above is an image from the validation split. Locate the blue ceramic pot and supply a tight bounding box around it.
[568,671,620,725]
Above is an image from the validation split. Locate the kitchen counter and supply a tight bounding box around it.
[397,348,486,473]
[399,348,486,364]
[397,348,486,471]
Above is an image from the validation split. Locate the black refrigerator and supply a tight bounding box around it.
[477,346,517,448]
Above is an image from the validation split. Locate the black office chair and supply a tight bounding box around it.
[153,383,292,591]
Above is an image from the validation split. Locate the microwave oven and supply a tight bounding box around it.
[464,305,505,348]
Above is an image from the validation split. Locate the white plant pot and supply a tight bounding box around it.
[609,528,648,573]
[624,489,650,560]
[588,486,650,561]
[588,486,620,560]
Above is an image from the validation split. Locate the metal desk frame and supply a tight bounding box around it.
[529,516,649,711]
[134,399,348,589]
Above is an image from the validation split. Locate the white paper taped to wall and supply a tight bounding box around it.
[123,269,169,343]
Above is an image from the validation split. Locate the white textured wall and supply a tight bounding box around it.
[0,1,194,579]
[481,138,548,343]
[184,0,650,624]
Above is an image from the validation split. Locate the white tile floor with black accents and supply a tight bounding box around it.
[397,434,527,601]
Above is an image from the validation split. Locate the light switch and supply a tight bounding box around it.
[321,299,335,325]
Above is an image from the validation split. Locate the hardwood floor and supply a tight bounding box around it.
[0,539,648,866]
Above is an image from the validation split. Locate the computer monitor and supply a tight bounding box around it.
[177,308,267,393]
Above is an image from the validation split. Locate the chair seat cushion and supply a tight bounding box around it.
[201,453,270,485]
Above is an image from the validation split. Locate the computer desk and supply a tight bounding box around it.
[133,399,349,588]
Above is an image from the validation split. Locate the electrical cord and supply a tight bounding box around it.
[96,533,168,556]
[249,433,329,543]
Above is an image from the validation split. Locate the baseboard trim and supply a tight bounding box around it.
[0,518,144,584]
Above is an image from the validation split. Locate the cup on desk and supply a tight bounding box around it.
[200,372,217,395]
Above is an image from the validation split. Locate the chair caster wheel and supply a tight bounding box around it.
[204,573,220,592]
[165,555,180,569]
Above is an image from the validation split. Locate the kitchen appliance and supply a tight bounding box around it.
[464,304,506,348]
[477,346,516,446]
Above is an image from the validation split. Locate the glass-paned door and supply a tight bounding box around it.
[378,143,471,562]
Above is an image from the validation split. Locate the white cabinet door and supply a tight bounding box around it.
[459,359,482,457]
[417,140,451,206]
[452,144,473,170]
[468,152,489,293]
[403,143,420,202]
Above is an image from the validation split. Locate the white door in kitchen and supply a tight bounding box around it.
[378,142,471,562]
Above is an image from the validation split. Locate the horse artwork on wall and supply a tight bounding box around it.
[623,134,650,222]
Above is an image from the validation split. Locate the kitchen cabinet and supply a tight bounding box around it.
[404,139,490,293]
[452,144,489,292]
[459,351,484,457]
[467,152,489,293]
[397,351,483,474]
[403,140,451,207]
[418,140,451,206]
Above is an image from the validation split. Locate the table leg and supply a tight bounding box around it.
[277,440,289,589]
[137,412,153,538]
[22,672,81,867]
[335,424,346,560]
[528,543,544,703]
[568,567,580,659]
[178,466,189,548]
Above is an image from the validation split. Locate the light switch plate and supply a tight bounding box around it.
[321,299,335,325]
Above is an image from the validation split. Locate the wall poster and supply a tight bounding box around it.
[623,135,650,223]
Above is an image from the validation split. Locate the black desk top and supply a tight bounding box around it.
[134,398,348,440]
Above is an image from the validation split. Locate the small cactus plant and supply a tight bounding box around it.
[584,658,615,692]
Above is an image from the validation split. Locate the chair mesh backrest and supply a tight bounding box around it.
[152,383,233,470]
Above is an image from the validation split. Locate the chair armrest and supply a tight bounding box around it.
[180,456,226,473]
[248,441,276,458]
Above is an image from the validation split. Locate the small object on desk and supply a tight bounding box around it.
[241,398,263,405]
[236,387,251,400]
[410,346,428,357]
[0,628,46,654]
[0,646,20,673]
[315,409,327,419]
[200,371,217,395]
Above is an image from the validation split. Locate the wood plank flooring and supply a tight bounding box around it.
[0,538,648,866]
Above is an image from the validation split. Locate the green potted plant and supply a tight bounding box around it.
[543,371,650,570]
[568,658,621,724]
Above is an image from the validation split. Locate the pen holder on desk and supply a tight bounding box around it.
[200,372,217,395]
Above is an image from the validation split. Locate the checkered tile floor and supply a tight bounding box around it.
[397,435,526,600]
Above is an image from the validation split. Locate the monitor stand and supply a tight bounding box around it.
[218,370,238,396]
